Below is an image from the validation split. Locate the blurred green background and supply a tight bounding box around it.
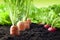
[33,0,60,8]
[0,0,60,28]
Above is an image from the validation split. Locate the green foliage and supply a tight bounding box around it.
[0,4,11,25]
[50,5,60,14]
[4,0,32,25]
[0,0,60,28]
[27,4,60,28]
[30,5,60,28]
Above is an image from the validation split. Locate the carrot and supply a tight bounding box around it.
[10,25,19,36]
[24,21,30,29]
[17,21,25,31]
[26,18,31,24]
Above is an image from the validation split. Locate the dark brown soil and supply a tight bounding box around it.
[0,23,60,40]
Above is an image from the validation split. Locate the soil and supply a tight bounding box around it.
[0,23,60,40]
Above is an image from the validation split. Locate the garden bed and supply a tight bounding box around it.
[0,23,60,40]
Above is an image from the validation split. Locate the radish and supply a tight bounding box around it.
[48,27,56,32]
[17,21,25,31]
[44,24,50,29]
[10,25,19,36]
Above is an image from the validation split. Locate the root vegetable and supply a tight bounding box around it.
[24,21,30,29]
[27,18,31,24]
[10,25,19,36]
[17,21,25,31]
[44,24,50,29]
[48,27,56,32]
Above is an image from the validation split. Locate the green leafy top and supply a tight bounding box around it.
[4,0,32,25]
